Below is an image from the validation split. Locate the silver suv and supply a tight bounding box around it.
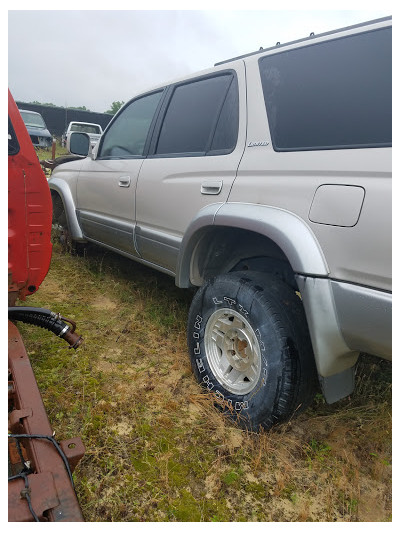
[49,16,392,429]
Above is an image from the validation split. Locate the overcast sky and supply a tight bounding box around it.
[8,4,393,114]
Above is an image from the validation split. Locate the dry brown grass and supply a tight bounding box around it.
[18,240,392,522]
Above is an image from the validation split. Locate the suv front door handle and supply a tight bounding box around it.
[201,180,223,195]
[118,176,131,188]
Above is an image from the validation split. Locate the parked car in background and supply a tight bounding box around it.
[62,121,103,149]
[19,109,53,148]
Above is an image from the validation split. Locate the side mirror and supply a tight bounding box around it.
[67,131,91,156]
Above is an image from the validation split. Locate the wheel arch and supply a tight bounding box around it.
[49,178,85,241]
[176,203,329,289]
[178,203,359,399]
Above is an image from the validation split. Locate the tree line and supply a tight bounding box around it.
[27,100,125,115]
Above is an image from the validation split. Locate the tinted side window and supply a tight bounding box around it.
[209,78,239,153]
[156,74,237,155]
[100,91,163,158]
[259,27,392,151]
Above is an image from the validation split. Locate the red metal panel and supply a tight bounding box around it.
[8,321,84,522]
[8,90,52,302]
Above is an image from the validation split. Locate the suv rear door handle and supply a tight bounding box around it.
[118,176,131,187]
[201,180,223,195]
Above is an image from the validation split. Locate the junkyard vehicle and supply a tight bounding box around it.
[19,109,53,148]
[8,90,84,521]
[62,121,103,149]
[49,17,392,430]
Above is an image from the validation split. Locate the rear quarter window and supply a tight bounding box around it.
[259,26,392,151]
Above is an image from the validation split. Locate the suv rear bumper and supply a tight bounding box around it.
[331,280,392,360]
[296,275,391,379]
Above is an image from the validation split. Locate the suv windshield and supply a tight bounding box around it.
[20,111,46,129]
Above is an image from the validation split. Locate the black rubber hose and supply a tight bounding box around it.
[8,307,70,338]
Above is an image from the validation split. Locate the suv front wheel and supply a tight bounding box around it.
[187,271,318,430]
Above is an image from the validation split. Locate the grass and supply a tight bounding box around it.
[35,142,68,159]
[35,142,71,177]
[15,233,392,522]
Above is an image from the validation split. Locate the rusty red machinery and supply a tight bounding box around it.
[8,90,85,522]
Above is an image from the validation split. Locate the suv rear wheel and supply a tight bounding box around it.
[187,271,318,430]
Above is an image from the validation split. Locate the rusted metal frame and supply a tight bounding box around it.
[8,320,85,522]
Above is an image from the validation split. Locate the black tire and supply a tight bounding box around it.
[52,194,67,228]
[187,271,318,430]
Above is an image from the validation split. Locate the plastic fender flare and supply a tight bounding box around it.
[49,178,84,241]
[176,202,329,288]
[176,203,225,288]
[214,203,329,276]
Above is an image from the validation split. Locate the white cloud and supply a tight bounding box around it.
[8,9,391,112]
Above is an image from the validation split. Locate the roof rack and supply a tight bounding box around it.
[214,16,391,66]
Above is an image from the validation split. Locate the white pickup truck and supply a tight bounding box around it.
[62,121,103,149]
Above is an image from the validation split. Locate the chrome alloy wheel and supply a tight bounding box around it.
[204,308,262,395]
